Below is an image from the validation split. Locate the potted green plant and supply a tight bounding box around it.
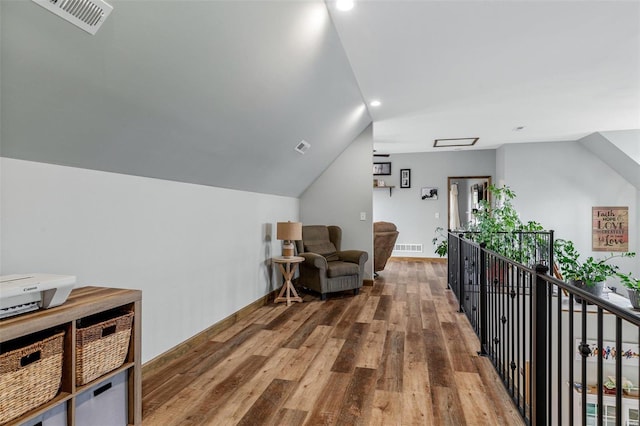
[432,227,448,257]
[618,272,640,309]
[554,238,581,278]
[470,184,546,266]
[554,238,635,298]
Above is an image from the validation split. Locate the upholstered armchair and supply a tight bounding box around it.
[294,225,368,300]
[373,221,399,275]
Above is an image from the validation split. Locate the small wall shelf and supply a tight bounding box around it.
[374,185,395,196]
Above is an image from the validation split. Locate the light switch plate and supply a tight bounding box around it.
[360,212,366,221]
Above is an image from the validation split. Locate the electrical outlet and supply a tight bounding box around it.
[360,212,366,221]
[435,212,439,219]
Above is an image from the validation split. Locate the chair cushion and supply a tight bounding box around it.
[304,242,339,262]
[326,261,359,278]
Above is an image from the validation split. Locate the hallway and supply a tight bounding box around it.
[142,259,524,425]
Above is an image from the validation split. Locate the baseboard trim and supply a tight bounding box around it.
[389,256,447,263]
[142,288,278,376]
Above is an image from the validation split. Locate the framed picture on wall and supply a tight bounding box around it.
[373,162,391,175]
[421,187,438,200]
[400,169,411,188]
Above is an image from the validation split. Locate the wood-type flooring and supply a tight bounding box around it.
[142,259,524,425]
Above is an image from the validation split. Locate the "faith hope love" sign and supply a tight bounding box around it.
[592,206,629,252]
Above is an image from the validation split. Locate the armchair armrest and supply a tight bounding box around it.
[299,252,328,269]
[337,250,368,265]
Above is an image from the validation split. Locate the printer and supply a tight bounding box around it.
[0,274,76,319]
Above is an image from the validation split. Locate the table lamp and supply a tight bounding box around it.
[277,221,302,258]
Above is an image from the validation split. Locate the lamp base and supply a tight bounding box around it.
[282,247,294,257]
[282,241,294,258]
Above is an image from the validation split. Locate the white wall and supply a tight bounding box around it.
[373,150,496,258]
[299,124,374,278]
[499,141,639,286]
[0,158,298,363]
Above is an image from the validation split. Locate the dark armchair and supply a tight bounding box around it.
[294,225,368,300]
[374,221,399,275]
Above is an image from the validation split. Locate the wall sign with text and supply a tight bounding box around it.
[592,206,628,251]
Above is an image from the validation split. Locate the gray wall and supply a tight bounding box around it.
[0,0,370,197]
[299,125,374,278]
[499,140,639,286]
[1,158,298,363]
[373,150,496,258]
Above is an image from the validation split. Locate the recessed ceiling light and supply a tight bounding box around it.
[336,0,354,11]
[370,100,381,107]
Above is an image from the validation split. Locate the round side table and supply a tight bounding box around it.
[272,256,304,306]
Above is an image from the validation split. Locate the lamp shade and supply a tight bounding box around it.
[276,222,302,241]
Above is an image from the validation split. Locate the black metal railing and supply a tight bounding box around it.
[448,232,640,426]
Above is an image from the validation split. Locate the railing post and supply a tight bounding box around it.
[478,243,488,356]
[446,231,452,290]
[548,230,554,275]
[458,234,464,312]
[532,264,549,426]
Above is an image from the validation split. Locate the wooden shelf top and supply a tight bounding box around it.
[0,286,141,342]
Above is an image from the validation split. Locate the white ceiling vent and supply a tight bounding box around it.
[295,140,310,155]
[32,0,113,35]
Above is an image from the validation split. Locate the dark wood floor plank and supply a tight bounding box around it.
[318,296,352,326]
[236,378,296,426]
[263,300,310,330]
[330,321,369,373]
[407,295,421,319]
[376,329,405,392]
[273,300,326,349]
[405,316,427,363]
[373,294,392,321]
[331,289,371,339]
[424,327,453,388]
[335,367,377,425]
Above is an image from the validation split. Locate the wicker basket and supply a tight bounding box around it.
[76,310,133,386]
[0,331,65,424]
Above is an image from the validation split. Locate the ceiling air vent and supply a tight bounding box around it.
[32,0,113,35]
[295,140,310,155]
[433,137,478,148]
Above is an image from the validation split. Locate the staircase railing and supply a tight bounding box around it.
[448,231,640,425]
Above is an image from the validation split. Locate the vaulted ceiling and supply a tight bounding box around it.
[1,1,370,197]
[1,1,638,197]
[329,0,640,154]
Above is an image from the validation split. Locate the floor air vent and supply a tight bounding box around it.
[32,0,113,35]
[394,243,423,253]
